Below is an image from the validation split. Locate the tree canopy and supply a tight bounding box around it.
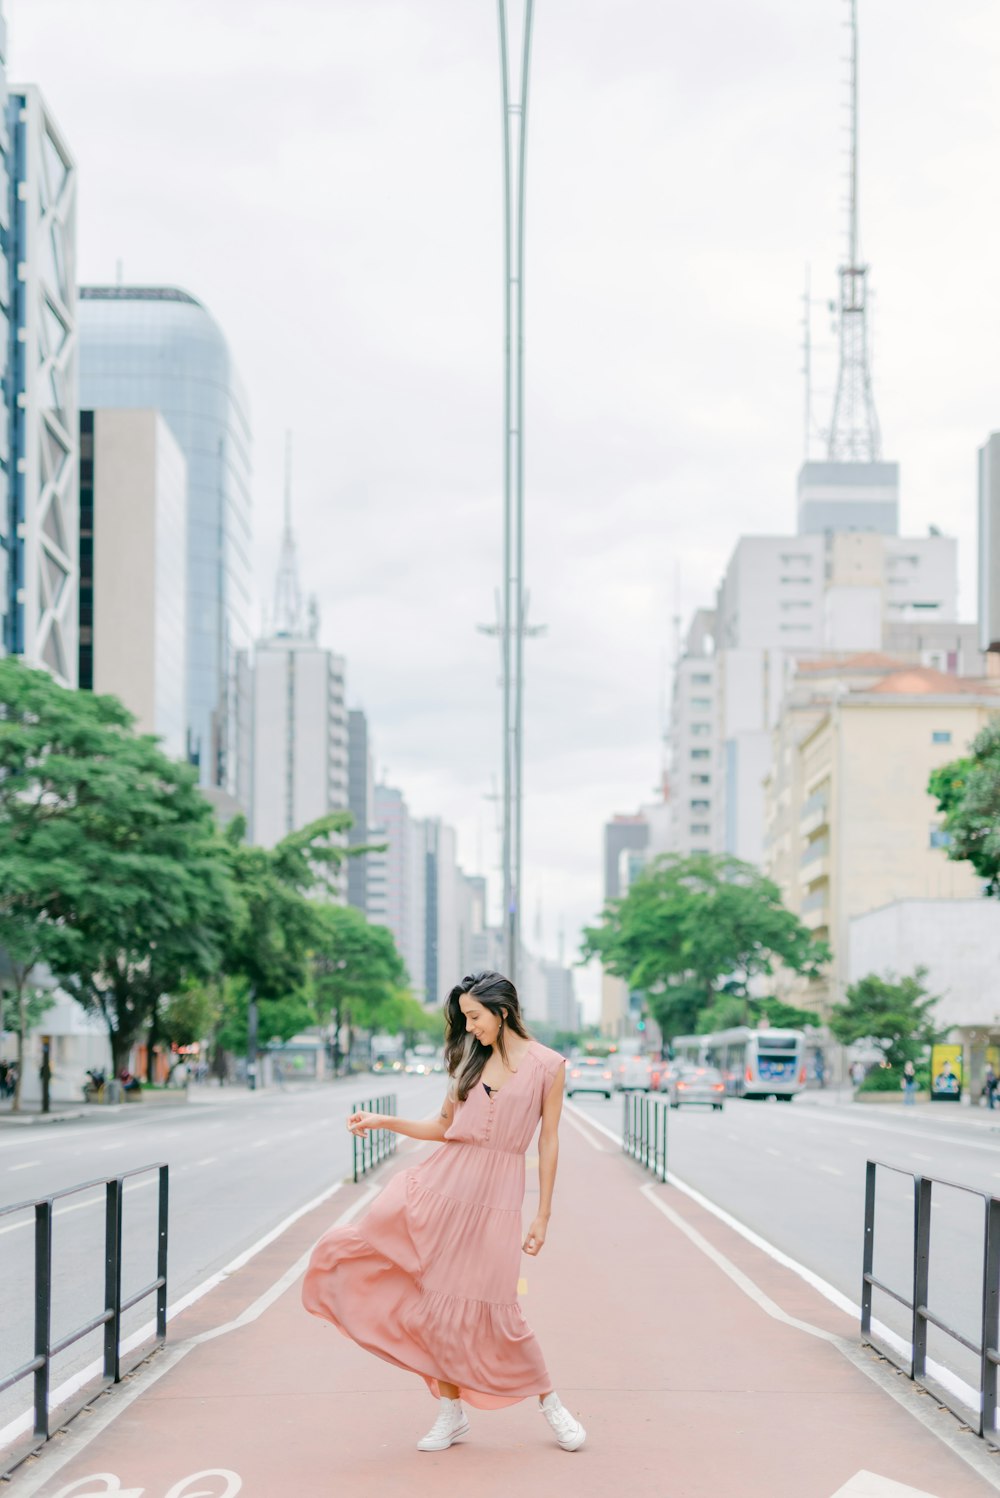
[0,659,235,1072]
[581,853,828,1039]
[928,717,1000,893]
[829,969,940,1071]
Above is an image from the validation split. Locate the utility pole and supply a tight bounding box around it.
[486,0,540,987]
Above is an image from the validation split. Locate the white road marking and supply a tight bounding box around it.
[819,1164,844,1177]
[8,1160,38,1171]
[830,1474,942,1497]
[561,1110,607,1151]
[911,1153,932,1162]
[766,1147,781,1157]
[5,1180,374,1494]
[251,1139,268,1148]
[195,1157,218,1167]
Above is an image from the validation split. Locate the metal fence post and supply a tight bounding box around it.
[103,1178,124,1383]
[33,1200,52,1438]
[912,1175,931,1381]
[981,1195,1000,1439]
[861,1160,876,1340]
[156,1165,169,1343]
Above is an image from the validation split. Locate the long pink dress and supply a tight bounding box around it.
[302,1039,564,1409]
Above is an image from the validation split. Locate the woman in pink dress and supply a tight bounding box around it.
[301,970,586,1454]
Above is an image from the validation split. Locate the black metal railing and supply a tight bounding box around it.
[862,1158,1000,1442]
[0,1162,169,1469]
[352,1094,398,1183]
[622,1092,668,1182]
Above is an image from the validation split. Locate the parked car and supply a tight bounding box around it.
[614,1054,654,1093]
[566,1057,615,1100]
[667,1064,726,1111]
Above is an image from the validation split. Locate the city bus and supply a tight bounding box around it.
[671,1028,806,1100]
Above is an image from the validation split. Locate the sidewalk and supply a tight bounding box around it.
[7,1110,1000,1498]
[798,1087,1000,1132]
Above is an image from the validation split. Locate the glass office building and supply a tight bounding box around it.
[78,287,252,796]
[1,72,79,684]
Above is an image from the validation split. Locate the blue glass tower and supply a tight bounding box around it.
[78,287,252,795]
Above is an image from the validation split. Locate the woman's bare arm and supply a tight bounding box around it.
[524,1063,564,1255]
[348,1089,455,1142]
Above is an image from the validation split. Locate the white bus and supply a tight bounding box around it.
[672,1028,806,1100]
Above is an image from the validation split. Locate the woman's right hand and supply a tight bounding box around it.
[347,1110,380,1137]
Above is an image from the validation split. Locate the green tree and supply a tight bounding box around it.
[829,969,940,1071]
[309,903,409,1069]
[581,853,828,1041]
[929,717,1000,892]
[0,659,236,1074]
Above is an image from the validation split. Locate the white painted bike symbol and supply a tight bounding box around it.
[51,1473,242,1498]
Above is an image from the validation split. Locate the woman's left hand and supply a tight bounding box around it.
[522,1216,548,1256]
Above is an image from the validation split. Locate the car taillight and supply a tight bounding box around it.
[713,1083,724,1092]
[677,1081,689,1089]
[603,1071,612,1079]
[570,1069,581,1078]
[745,1066,753,1083]
[799,1067,806,1085]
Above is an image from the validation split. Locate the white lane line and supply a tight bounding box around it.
[561,1110,607,1152]
[911,1153,932,1162]
[819,1164,844,1177]
[727,1133,739,1143]
[99,1141,128,1151]
[8,1160,38,1171]
[4,1179,376,1495]
[195,1156,218,1167]
[251,1140,268,1149]
[766,1147,782,1157]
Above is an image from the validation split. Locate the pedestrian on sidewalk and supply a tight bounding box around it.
[302,969,586,1455]
[985,1062,997,1110]
[901,1059,918,1105]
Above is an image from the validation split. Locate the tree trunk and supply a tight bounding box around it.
[145,1005,161,1084]
[12,977,26,1114]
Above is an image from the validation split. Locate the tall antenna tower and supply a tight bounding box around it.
[273,431,304,637]
[827,0,881,463]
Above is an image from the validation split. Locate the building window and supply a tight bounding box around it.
[931,731,952,744]
[691,749,710,761]
[691,673,712,685]
[690,823,711,836]
[691,697,712,709]
[690,847,710,855]
[692,774,711,786]
[690,722,710,736]
[929,827,953,849]
[690,799,710,811]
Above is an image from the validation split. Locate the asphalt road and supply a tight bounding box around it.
[4,1074,997,1441]
[0,1073,444,1439]
[569,1087,1000,1406]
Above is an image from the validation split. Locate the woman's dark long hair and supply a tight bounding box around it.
[444,971,531,1102]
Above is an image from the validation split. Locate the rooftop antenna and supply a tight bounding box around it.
[273,431,304,636]
[827,0,881,463]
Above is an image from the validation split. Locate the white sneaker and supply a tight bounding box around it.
[539,1391,586,1451]
[417,1397,471,1452]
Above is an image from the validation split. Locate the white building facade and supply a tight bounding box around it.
[79,408,187,756]
[251,635,348,886]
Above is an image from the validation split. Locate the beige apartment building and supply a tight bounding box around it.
[764,665,1000,1014]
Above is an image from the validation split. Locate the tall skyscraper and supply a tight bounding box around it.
[78,286,252,797]
[979,433,1000,657]
[250,486,347,875]
[1,84,78,684]
[346,709,374,914]
[78,409,187,756]
[370,783,426,996]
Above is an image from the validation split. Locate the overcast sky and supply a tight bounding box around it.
[12,1,1000,1017]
